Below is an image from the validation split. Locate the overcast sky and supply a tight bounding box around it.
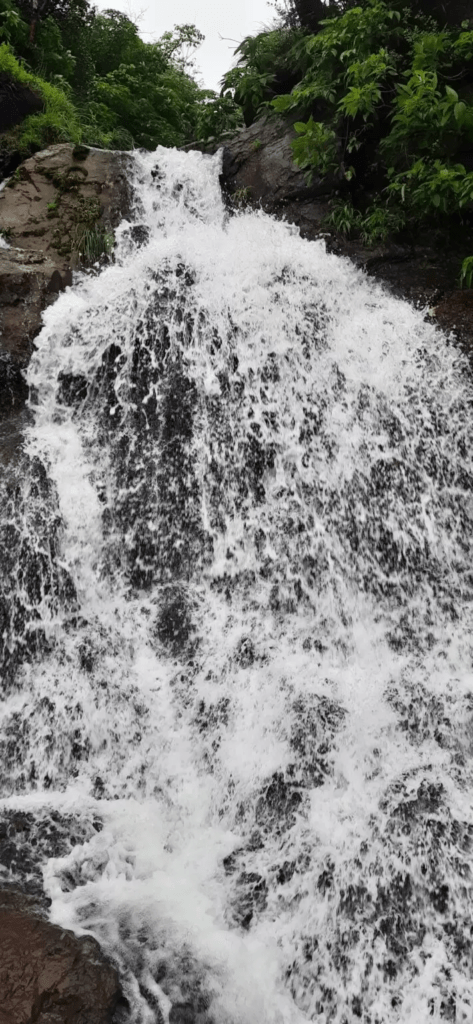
[93,0,275,91]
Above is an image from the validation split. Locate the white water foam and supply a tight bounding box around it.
[2,147,473,1023]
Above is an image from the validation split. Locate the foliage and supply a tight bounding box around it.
[292,116,339,178]
[0,0,241,161]
[325,198,362,236]
[326,196,405,242]
[225,0,473,262]
[75,223,115,265]
[359,202,406,243]
[460,255,473,288]
[387,158,473,216]
[0,42,86,149]
[194,91,243,141]
[221,26,304,125]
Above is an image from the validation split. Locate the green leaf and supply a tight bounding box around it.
[445,85,458,103]
[454,101,467,122]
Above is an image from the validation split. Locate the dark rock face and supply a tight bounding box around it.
[0,248,68,463]
[217,116,473,359]
[0,73,43,133]
[220,117,341,209]
[0,889,121,1024]
[0,73,43,180]
[0,73,44,180]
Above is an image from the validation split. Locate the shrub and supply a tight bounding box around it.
[0,42,91,151]
[226,0,473,266]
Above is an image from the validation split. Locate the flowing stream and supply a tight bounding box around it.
[2,147,473,1023]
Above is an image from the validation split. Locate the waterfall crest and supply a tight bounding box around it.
[2,146,473,1023]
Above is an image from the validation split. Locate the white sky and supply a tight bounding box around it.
[92,0,275,91]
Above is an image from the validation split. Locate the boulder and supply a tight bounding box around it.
[0,889,121,1024]
[0,144,133,258]
[219,116,341,209]
[0,144,133,462]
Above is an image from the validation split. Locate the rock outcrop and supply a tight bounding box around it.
[220,117,341,209]
[0,146,133,1018]
[0,889,121,1024]
[218,116,473,360]
[0,143,133,463]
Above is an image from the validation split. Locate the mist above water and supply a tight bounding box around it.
[1,147,473,1023]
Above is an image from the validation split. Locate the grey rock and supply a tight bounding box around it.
[219,116,342,208]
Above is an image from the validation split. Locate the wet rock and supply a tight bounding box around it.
[290,693,346,788]
[0,888,120,1024]
[232,871,268,930]
[0,810,103,907]
[0,246,73,463]
[0,144,133,462]
[169,1004,195,1024]
[434,288,473,362]
[255,771,303,832]
[234,636,255,667]
[154,587,194,655]
[57,372,89,407]
[0,455,77,687]
[218,117,341,210]
[211,120,473,358]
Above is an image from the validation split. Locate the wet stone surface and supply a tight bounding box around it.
[0,888,121,1024]
[0,810,103,905]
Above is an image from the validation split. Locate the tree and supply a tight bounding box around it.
[279,0,473,30]
[14,0,89,43]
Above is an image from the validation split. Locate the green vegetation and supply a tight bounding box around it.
[222,0,473,270]
[0,41,85,149]
[0,0,242,164]
[4,0,473,283]
[460,254,473,288]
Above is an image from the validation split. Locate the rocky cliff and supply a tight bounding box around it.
[0,142,133,1022]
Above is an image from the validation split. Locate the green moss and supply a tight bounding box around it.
[0,43,108,155]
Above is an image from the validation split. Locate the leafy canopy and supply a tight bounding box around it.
[0,0,242,157]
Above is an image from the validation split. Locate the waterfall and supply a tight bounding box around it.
[1,146,473,1024]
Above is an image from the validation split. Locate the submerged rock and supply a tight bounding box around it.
[0,889,121,1024]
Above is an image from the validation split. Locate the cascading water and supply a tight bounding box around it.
[2,146,473,1023]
